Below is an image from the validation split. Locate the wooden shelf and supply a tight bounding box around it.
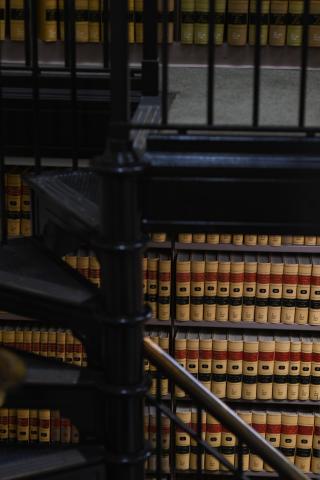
[175,397,319,410]
[175,242,320,253]
[174,320,320,332]
[147,241,172,249]
[173,472,319,478]
[146,319,171,326]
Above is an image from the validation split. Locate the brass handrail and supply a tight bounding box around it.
[143,337,308,480]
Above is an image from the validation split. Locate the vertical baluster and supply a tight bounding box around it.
[252,0,261,127]
[207,0,215,125]
[196,407,202,479]
[237,441,244,476]
[67,0,78,169]
[299,0,309,128]
[156,372,163,480]
[102,0,109,69]
[161,0,169,125]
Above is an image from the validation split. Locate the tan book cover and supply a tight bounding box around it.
[47,328,56,359]
[220,233,232,244]
[134,0,143,43]
[288,337,301,400]
[23,327,32,353]
[190,253,205,321]
[243,254,257,322]
[3,327,15,348]
[269,0,288,46]
[295,256,312,325]
[237,410,252,470]
[187,332,199,381]
[15,327,23,351]
[0,0,5,40]
[248,0,270,45]
[17,409,29,443]
[295,413,314,472]
[56,329,66,362]
[309,257,320,325]
[273,337,290,399]
[293,235,305,245]
[233,234,244,245]
[39,410,50,443]
[255,255,271,323]
[244,234,257,246]
[29,409,38,443]
[250,411,267,471]
[299,338,312,400]
[40,328,48,357]
[8,409,16,442]
[75,0,89,42]
[216,254,230,321]
[50,410,61,443]
[38,0,58,42]
[176,408,191,470]
[281,256,298,325]
[215,0,227,45]
[311,413,320,474]
[264,411,281,472]
[226,334,243,399]
[32,328,40,356]
[204,253,218,321]
[205,414,221,471]
[179,233,193,243]
[175,331,187,397]
[257,235,268,245]
[10,0,25,41]
[73,336,83,367]
[257,336,275,400]
[147,253,159,319]
[283,235,293,244]
[193,233,206,243]
[77,248,89,279]
[0,408,8,441]
[151,233,167,242]
[89,251,101,287]
[158,253,171,321]
[287,0,303,46]
[305,236,317,245]
[190,409,206,470]
[242,334,258,400]
[268,255,283,324]
[61,417,71,443]
[269,234,282,246]
[128,0,135,44]
[309,1,320,47]
[176,253,191,321]
[207,233,219,244]
[181,0,195,44]
[229,254,244,323]
[159,332,169,396]
[221,428,236,469]
[211,333,228,398]
[88,0,100,42]
[65,330,74,364]
[199,332,212,390]
[280,412,298,463]
[310,338,320,401]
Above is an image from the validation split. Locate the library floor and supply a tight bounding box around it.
[168,66,320,126]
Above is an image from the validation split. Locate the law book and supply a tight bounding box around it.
[309,256,320,325]
[186,332,199,380]
[134,0,143,43]
[64,251,77,270]
[305,236,317,246]
[179,233,193,243]
[216,254,230,321]
[0,0,4,40]
[143,256,148,305]
[32,328,40,356]
[204,253,218,321]
[207,233,219,244]
[269,0,288,46]
[193,233,206,243]
[175,331,187,397]
[268,255,283,324]
[215,0,227,44]
[77,248,89,279]
[264,411,282,472]
[61,417,71,443]
[23,327,32,353]
[38,0,58,42]
[287,0,303,46]
[0,408,8,441]
[226,334,243,400]
[147,253,159,319]
[229,254,244,323]
[293,235,305,245]
[273,336,290,400]
[29,409,38,443]
[248,0,270,45]
[56,329,66,362]
[10,0,24,41]
[47,328,56,359]
[73,336,83,367]
[15,327,23,351]
[151,233,167,242]
[40,328,48,357]
[148,407,156,471]
[221,427,236,469]
[8,409,16,442]
[88,0,100,42]
[281,256,298,324]
[244,234,257,246]
[257,336,275,400]
[233,234,244,245]
[21,178,32,237]
[237,410,252,470]
[161,414,171,473]
[243,254,257,322]
[220,233,232,244]
[158,253,171,321]
[148,332,159,396]
[283,235,293,245]
[3,326,15,348]
[50,410,61,443]
[159,332,169,397]
[211,332,228,398]
[176,253,191,321]
[89,251,101,287]
[65,329,75,364]
[39,410,50,443]
[249,411,266,471]
[295,413,314,472]
[6,171,21,237]
[181,0,195,44]
[205,414,221,471]
[242,334,258,400]
[295,256,312,325]
[257,235,268,245]
[299,337,312,401]
[310,338,320,401]
[75,0,89,42]
[176,407,191,470]
[157,0,174,43]
[199,332,212,390]
[309,1,320,47]
[311,413,320,474]
[255,255,271,323]
[190,253,205,321]
[17,409,29,443]
[190,409,206,470]
[269,235,282,246]
[280,412,298,463]
[287,337,301,400]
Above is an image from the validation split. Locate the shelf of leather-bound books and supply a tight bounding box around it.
[175,243,320,254]
[173,320,320,332]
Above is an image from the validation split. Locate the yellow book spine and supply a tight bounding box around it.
[280,412,298,463]
[257,339,275,400]
[147,256,159,319]
[299,341,312,400]
[248,0,270,46]
[216,259,230,321]
[229,259,244,322]
[0,408,8,442]
[199,337,212,390]
[203,258,218,321]
[264,412,281,472]
[273,339,290,400]
[194,0,209,44]
[242,340,258,400]
[309,262,320,325]
[181,0,195,44]
[39,0,58,42]
[10,0,25,41]
[0,0,5,40]
[269,0,288,46]
[310,341,320,400]
[190,258,205,321]
[29,409,38,443]
[226,339,243,399]
[75,0,89,42]
[295,413,314,472]
[17,409,29,443]
[211,338,228,398]
[311,414,320,474]
[250,411,267,471]
[176,409,191,470]
[287,340,301,400]
[8,409,17,442]
[158,258,171,321]
[309,1,320,47]
[287,0,303,46]
[205,415,221,471]
[176,257,191,321]
[134,0,143,43]
[88,0,100,42]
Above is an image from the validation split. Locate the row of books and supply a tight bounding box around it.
[145,251,320,324]
[0,324,88,367]
[151,232,320,246]
[144,407,320,473]
[146,330,320,401]
[5,171,32,238]
[0,408,79,444]
[64,250,101,287]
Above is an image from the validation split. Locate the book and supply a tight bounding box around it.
[220,233,232,244]
[229,254,244,323]
[73,336,83,367]
[181,0,195,44]
[309,256,320,325]
[242,334,258,400]
[311,413,320,474]
[148,332,159,396]
[226,334,243,399]
[199,332,212,390]
[158,253,171,321]
[293,235,305,245]
[248,0,270,45]
[15,327,23,351]
[151,233,167,242]
[157,0,174,43]
[257,336,275,400]
[305,236,317,245]
[47,328,56,359]
[243,254,257,322]
[89,251,101,287]
[61,417,71,443]
[75,0,89,42]
[8,409,16,442]
[21,179,32,237]
[237,410,252,470]
[203,253,218,321]
[56,329,66,362]
[0,0,4,40]
[215,0,227,45]
[273,336,290,400]
[88,0,101,42]
[0,408,8,441]
[190,253,205,321]
[39,410,50,443]
[161,414,171,473]
[310,338,320,401]
[269,235,282,246]
[295,256,312,325]
[287,0,303,46]
[287,337,301,400]
[50,410,60,443]
[299,337,312,400]
[190,408,206,470]
[264,411,281,472]
[255,255,271,323]
[309,0,320,47]
[143,256,148,305]
[194,0,209,44]
[257,235,268,245]
[283,235,293,244]
[281,255,298,324]
[6,171,21,237]
[77,248,89,279]
[175,331,187,397]
[23,327,32,353]
[268,255,283,324]
[32,328,40,356]
[159,332,169,396]
[176,407,191,470]
[186,331,199,379]
[148,407,156,471]
[207,233,220,244]
[147,253,159,319]
[295,413,314,472]
[205,414,221,471]
[39,0,58,42]
[216,254,230,321]
[176,253,191,321]
[179,233,193,243]
[221,427,237,469]
[64,251,77,269]
[211,332,228,398]
[193,233,206,243]
[244,234,257,246]
[10,0,24,41]
[269,0,288,46]
[29,409,38,443]
[40,328,48,357]
[134,0,143,43]
[233,234,244,245]
[250,411,266,471]
[17,409,29,443]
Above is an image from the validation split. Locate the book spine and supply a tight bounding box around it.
[250,412,266,471]
[65,330,74,364]
[56,329,66,362]
[192,233,206,243]
[159,336,169,396]
[287,341,301,400]
[264,412,281,472]
[273,339,290,400]
[258,235,268,245]
[73,336,83,366]
[255,261,270,323]
[157,0,174,43]
[237,411,251,470]
[88,0,100,42]
[187,337,199,379]
[311,415,320,474]
[151,233,167,242]
[220,234,232,244]
[233,234,244,245]
[190,410,206,470]
[243,261,257,321]
[32,328,40,356]
[50,410,61,443]
[207,233,219,244]
[0,408,8,442]
[179,233,193,243]
[29,409,38,443]
[269,235,282,246]
[305,236,317,245]
[215,0,227,45]
[89,253,101,287]
[280,413,298,463]
[299,342,312,400]
[229,260,244,322]
[3,327,15,348]
[244,234,257,245]
[147,257,159,319]
[309,262,320,325]
[203,259,217,321]
[221,428,236,469]
[211,339,228,398]
[39,0,58,42]
[205,415,221,471]
[248,0,270,45]
[216,260,230,321]
[8,409,16,442]
[175,337,187,397]
[10,0,25,41]
[0,0,5,40]
[287,0,303,46]
[6,172,21,237]
[226,340,243,399]
[176,258,191,321]
[149,335,159,396]
[310,342,320,401]
[309,1,320,47]
[176,410,191,470]
[77,252,89,279]
[161,416,171,473]
[75,0,89,42]
[39,410,50,443]
[181,0,195,44]
[134,0,143,43]
[23,328,32,353]
[257,340,275,400]
[21,180,32,236]
[40,328,48,357]
[190,258,205,321]
[293,235,305,245]
[61,417,71,443]
[295,263,311,324]
[194,0,209,45]
[15,327,23,350]
[281,261,298,324]
[143,256,147,305]
[47,329,56,359]
[199,338,212,390]
[295,414,314,472]
[269,0,288,46]
[268,261,283,324]
[148,410,156,471]
[242,342,258,400]
[17,409,29,443]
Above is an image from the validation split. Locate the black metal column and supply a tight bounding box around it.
[95,1,149,480]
